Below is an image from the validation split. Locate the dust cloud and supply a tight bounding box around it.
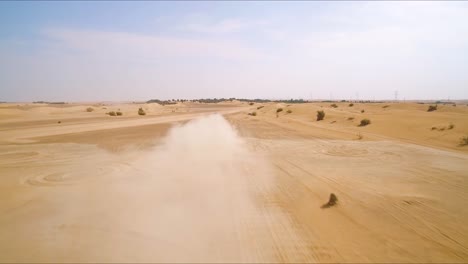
[90,114,312,262]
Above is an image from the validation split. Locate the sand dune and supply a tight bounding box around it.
[0,102,467,262]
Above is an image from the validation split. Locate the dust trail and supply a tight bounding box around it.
[91,114,315,262]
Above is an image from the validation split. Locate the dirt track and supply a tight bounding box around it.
[1,102,467,262]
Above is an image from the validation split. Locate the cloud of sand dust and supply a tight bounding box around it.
[156,114,247,163]
[114,114,284,261]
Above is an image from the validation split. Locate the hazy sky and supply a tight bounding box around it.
[1,1,467,101]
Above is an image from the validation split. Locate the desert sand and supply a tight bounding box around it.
[1,101,467,262]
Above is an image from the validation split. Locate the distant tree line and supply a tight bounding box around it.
[146,98,311,104]
[146,98,464,105]
[33,101,67,104]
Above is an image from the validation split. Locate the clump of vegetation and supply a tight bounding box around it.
[427,105,438,112]
[448,123,455,130]
[321,193,338,209]
[138,108,146,116]
[248,112,257,116]
[286,109,292,114]
[438,127,446,131]
[116,111,123,116]
[349,103,354,107]
[359,119,371,127]
[257,106,264,110]
[459,136,468,146]
[57,121,61,124]
[382,105,390,108]
[431,127,437,130]
[330,103,338,108]
[276,108,283,117]
[357,133,363,140]
[317,110,325,121]
[361,109,365,113]
[86,107,94,112]
[347,117,355,121]
[249,102,254,105]
[108,111,116,116]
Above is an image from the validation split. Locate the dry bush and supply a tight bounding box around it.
[330,103,338,108]
[382,105,390,108]
[448,123,455,130]
[317,110,325,121]
[248,112,257,116]
[138,108,146,116]
[427,105,438,112]
[349,103,354,107]
[357,133,363,140]
[431,127,437,130]
[249,102,254,105]
[276,108,283,113]
[361,109,365,113]
[286,109,292,114]
[86,107,94,112]
[108,111,116,116]
[257,106,264,110]
[116,111,123,116]
[460,136,468,146]
[347,117,354,121]
[359,119,371,126]
[321,193,338,209]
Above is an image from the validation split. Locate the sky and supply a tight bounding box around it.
[1,1,467,102]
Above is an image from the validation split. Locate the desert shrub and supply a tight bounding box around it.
[382,105,390,108]
[427,105,438,112]
[276,108,283,113]
[86,107,94,112]
[361,110,365,113]
[108,111,116,116]
[317,110,325,121]
[460,136,468,146]
[357,133,363,140]
[249,102,254,105]
[116,111,123,116]
[349,103,354,107]
[347,117,355,120]
[248,112,257,116]
[257,106,264,110]
[321,193,338,208]
[286,109,292,114]
[359,119,371,126]
[138,108,146,116]
[448,123,455,130]
[57,121,61,124]
[438,127,446,131]
[431,127,437,130]
[330,103,338,108]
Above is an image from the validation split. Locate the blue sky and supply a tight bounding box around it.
[1,1,467,101]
